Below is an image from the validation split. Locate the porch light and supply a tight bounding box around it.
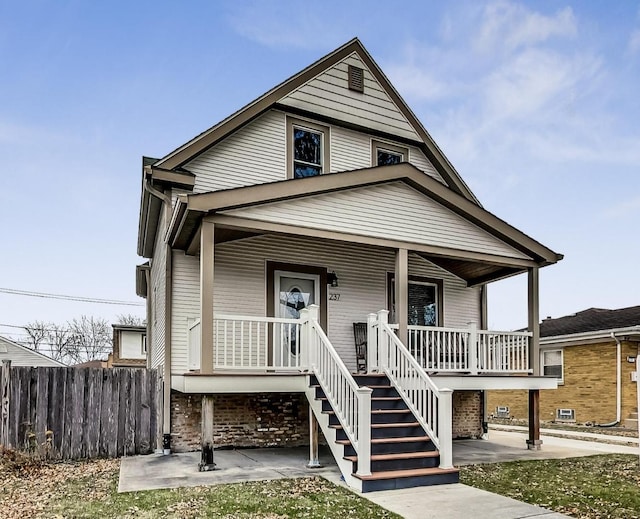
[327,271,339,288]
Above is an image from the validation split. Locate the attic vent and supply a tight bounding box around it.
[556,408,576,422]
[348,65,364,93]
[495,406,510,418]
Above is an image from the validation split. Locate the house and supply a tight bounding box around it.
[0,335,66,367]
[488,306,640,429]
[135,38,562,492]
[110,324,147,368]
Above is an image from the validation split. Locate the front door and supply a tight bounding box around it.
[273,270,320,366]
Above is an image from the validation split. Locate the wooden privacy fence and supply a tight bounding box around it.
[0,362,162,459]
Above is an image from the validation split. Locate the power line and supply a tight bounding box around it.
[0,287,144,306]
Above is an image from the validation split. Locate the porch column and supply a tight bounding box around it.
[199,395,216,471]
[395,248,409,344]
[307,405,322,468]
[527,266,542,449]
[200,220,215,374]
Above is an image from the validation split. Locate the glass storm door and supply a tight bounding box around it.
[274,271,319,366]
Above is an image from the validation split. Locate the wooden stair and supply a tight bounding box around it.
[309,373,459,492]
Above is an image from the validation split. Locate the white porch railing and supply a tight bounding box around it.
[369,310,453,469]
[303,305,372,476]
[404,323,532,374]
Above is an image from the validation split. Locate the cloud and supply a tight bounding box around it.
[603,195,640,219]
[474,1,577,54]
[628,29,640,54]
[225,1,348,50]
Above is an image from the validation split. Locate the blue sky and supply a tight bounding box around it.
[1,0,639,340]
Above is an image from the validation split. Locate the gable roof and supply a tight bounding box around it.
[168,163,562,285]
[0,335,66,367]
[540,306,640,337]
[152,38,478,203]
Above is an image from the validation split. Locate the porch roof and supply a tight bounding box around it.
[167,163,562,286]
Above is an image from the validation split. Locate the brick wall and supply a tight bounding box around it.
[452,390,483,439]
[170,392,309,452]
[487,341,640,425]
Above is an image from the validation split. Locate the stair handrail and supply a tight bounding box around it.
[301,305,372,476]
[370,309,454,469]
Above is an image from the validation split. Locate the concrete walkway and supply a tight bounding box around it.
[119,430,639,518]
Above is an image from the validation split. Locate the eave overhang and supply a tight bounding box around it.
[136,157,195,258]
[167,163,562,285]
[540,326,640,347]
[136,262,150,298]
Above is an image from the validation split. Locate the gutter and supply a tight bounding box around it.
[598,332,623,427]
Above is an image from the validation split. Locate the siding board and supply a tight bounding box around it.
[221,182,529,259]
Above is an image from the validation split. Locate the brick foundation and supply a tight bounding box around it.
[452,390,483,439]
[170,391,310,452]
[170,389,483,451]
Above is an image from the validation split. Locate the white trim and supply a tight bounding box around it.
[430,375,558,391]
[171,373,308,393]
[541,349,564,384]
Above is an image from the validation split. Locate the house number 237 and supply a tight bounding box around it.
[329,293,341,301]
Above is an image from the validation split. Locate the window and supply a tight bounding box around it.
[287,117,330,179]
[541,349,563,383]
[372,140,408,167]
[387,273,443,326]
[141,335,147,355]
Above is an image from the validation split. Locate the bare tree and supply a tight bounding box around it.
[68,315,112,363]
[23,321,49,352]
[116,314,145,326]
[47,323,75,365]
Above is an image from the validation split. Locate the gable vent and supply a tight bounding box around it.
[348,65,364,93]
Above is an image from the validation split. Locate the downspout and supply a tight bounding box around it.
[598,332,622,427]
[144,177,174,449]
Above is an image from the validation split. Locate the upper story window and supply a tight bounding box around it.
[372,140,408,167]
[287,117,330,179]
[541,349,563,383]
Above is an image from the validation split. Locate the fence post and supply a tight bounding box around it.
[366,313,377,373]
[299,308,310,370]
[438,388,453,469]
[468,322,478,375]
[1,360,10,447]
[376,310,389,371]
[355,386,372,477]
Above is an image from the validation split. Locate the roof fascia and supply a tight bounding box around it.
[146,165,195,190]
[541,326,640,347]
[183,163,561,264]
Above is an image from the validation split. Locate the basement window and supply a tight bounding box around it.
[541,349,563,384]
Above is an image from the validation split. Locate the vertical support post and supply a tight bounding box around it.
[527,267,542,449]
[1,360,11,448]
[468,322,478,375]
[199,395,216,471]
[355,386,372,476]
[307,405,322,468]
[527,389,542,450]
[376,310,389,371]
[200,220,215,375]
[438,388,453,469]
[367,313,377,373]
[299,307,310,371]
[307,305,320,368]
[636,353,640,465]
[395,248,409,345]
[480,284,488,331]
[528,267,540,375]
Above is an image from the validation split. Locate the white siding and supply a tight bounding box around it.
[222,182,529,260]
[330,126,371,172]
[149,206,167,370]
[280,53,420,141]
[171,251,200,373]
[186,110,286,193]
[0,337,65,367]
[169,235,480,373]
[408,146,446,184]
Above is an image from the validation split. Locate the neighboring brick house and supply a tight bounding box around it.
[110,324,147,368]
[136,38,562,491]
[488,306,640,428]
